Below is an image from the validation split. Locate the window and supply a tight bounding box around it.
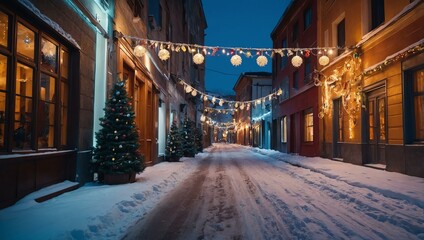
[292,21,298,42]
[411,69,424,141]
[0,12,71,151]
[371,0,384,30]
[293,70,299,89]
[304,109,313,142]
[304,6,312,30]
[0,54,7,147]
[337,19,345,55]
[280,76,289,102]
[280,38,287,69]
[280,116,287,143]
[0,11,8,47]
[304,58,312,83]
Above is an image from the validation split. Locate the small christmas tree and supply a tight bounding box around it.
[194,127,203,153]
[93,80,144,181]
[166,122,183,161]
[182,117,197,157]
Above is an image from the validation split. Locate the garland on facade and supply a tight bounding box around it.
[119,34,343,68]
[313,53,363,139]
[362,40,424,76]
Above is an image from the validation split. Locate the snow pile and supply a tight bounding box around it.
[251,147,424,208]
[0,154,204,240]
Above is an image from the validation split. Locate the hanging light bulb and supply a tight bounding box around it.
[256,55,268,67]
[319,55,330,66]
[240,103,245,110]
[200,115,206,122]
[193,53,204,65]
[185,85,192,93]
[212,96,216,104]
[203,95,208,101]
[134,45,146,57]
[230,54,242,66]
[191,89,197,96]
[219,99,224,106]
[158,49,170,61]
[291,55,303,67]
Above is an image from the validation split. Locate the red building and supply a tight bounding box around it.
[271,0,319,157]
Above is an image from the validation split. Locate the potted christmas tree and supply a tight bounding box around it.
[92,80,144,184]
[165,122,183,162]
[194,127,203,153]
[182,117,197,157]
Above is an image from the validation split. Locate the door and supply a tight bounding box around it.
[144,85,155,164]
[366,87,386,165]
[332,98,343,159]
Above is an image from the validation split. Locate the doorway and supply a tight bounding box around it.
[365,86,386,165]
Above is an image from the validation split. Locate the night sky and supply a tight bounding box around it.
[202,0,290,95]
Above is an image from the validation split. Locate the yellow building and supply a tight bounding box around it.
[317,0,424,177]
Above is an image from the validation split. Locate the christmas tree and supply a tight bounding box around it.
[165,122,183,161]
[182,117,197,157]
[195,127,203,153]
[93,80,144,180]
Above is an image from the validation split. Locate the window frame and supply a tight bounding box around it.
[0,10,72,152]
[304,108,314,142]
[280,116,287,143]
[404,66,424,143]
[303,6,312,30]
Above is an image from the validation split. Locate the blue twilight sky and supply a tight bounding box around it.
[202,0,290,95]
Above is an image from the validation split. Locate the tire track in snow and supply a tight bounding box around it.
[230,155,310,239]
[243,148,424,239]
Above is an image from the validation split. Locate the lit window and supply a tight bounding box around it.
[17,23,35,61]
[413,69,424,140]
[304,109,313,142]
[0,11,9,47]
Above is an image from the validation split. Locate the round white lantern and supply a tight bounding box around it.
[185,85,192,93]
[193,53,204,65]
[319,55,330,66]
[134,45,146,57]
[191,89,197,96]
[158,49,170,61]
[230,54,242,66]
[291,55,303,67]
[256,55,268,67]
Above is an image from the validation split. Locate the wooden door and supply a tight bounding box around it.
[366,87,386,165]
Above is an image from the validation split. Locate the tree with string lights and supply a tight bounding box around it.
[93,80,144,183]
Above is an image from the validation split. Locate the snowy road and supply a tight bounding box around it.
[123,144,424,240]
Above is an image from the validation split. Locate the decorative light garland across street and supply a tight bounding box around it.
[179,79,282,110]
[122,34,344,68]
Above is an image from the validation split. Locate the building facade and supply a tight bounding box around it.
[234,72,272,148]
[271,0,319,157]
[317,0,424,177]
[0,0,105,208]
[0,0,207,209]
[113,0,206,165]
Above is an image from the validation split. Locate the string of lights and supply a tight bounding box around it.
[118,34,343,68]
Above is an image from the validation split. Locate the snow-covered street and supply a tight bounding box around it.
[1,144,424,239]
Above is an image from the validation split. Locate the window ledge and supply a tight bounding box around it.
[0,149,76,160]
